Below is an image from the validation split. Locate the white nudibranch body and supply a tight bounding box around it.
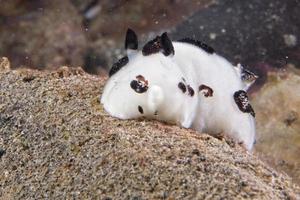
[101,29,257,151]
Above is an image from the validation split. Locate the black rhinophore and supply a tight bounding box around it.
[161,32,175,56]
[125,28,138,50]
[178,38,215,54]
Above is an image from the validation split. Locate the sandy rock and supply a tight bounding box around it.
[252,67,300,185]
[0,59,299,199]
[171,0,300,69]
[0,57,11,71]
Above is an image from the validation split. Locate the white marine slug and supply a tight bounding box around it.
[101,29,257,151]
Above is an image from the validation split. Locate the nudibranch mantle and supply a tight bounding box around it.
[101,29,257,151]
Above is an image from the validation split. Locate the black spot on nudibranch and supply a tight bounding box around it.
[233,90,255,117]
[130,75,149,93]
[187,85,195,97]
[109,56,129,77]
[178,38,215,54]
[138,106,144,114]
[199,84,214,97]
[130,80,148,93]
[178,82,186,93]
[136,75,148,83]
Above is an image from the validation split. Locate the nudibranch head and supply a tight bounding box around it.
[101,30,190,125]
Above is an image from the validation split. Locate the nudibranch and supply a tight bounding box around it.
[101,29,257,151]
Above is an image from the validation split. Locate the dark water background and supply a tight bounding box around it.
[0,0,299,185]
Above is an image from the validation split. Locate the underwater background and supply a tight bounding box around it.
[0,0,299,185]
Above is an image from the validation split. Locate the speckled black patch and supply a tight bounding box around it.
[130,75,149,93]
[187,85,195,97]
[136,75,148,84]
[142,32,174,56]
[142,36,161,56]
[199,84,214,97]
[109,56,129,77]
[233,90,255,117]
[178,82,186,93]
[138,106,144,114]
[178,38,215,54]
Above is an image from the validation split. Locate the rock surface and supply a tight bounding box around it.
[171,0,300,71]
[0,58,299,199]
[252,66,300,185]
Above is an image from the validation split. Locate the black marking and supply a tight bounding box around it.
[130,75,149,93]
[136,75,148,85]
[138,106,144,114]
[199,84,214,97]
[178,82,186,93]
[154,110,158,115]
[109,56,129,77]
[125,28,138,50]
[142,36,161,56]
[130,80,148,93]
[142,32,174,56]
[233,90,255,117]
[178,38,215,54]
[187,85,195,97]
